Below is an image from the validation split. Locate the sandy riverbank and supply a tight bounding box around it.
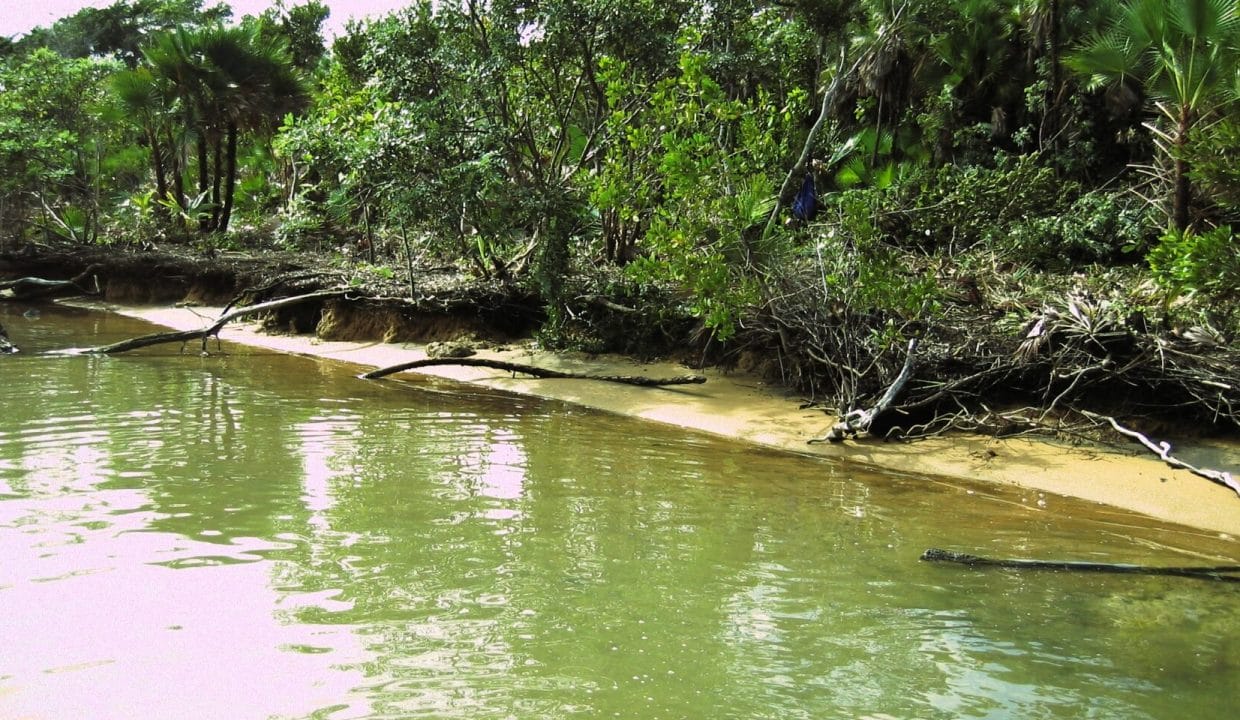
[106,303,1240,539]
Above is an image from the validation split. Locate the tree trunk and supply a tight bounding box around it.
[147,127,169,219]
[1172,105,1192,232]
[166,127,185,213]
[211,135,224,231]
[197,136,210,232]
[1044,0,1061,154]
[219,122,239,234]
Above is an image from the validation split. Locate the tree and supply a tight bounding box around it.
[126,21,305,234]
[1068,0,1240,230]
[9,0,234,66]
[111,66,172,212]
[259,0,330,73]
[0,49,119,244]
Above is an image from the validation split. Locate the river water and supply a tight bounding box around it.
[1,303,1237,719]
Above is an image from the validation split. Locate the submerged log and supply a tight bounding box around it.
[83,289,350,355]
[362,357,706,387]
[921,548,1240,583]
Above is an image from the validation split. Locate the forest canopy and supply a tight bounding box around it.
[3,0,1239,432]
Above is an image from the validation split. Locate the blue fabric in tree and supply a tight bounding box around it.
[792,171,817,221]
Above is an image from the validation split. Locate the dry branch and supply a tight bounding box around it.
[362,357,706,387]
[84,289,350,355]
[0,264,102,300]
[1082,411,1240,497]
[810,338,918,442]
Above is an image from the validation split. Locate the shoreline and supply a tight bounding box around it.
[104,302,1240,540]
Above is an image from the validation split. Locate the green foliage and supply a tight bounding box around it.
[817,191,942,319]
[259,1,330,73]
[110,189,159,241]
[1183,114,1240,218]
[1006,191,1155,266]
[122,20,306,235]
[1067,0,1240,229]
[0,48,120,243]
[611,35,790,340]
[1147,225,1240,302]
[7,0,1236,352]
[895,154,1066,252]
[8,0,234,66]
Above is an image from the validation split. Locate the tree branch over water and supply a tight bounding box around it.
[363,357,706,387]
[82,289,351,355]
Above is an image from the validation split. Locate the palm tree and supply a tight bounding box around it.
[111,66,172,214]
[141,27,213,219]
[1067,0,1240,231]
[197,23,305,233]
[125,22,305,234]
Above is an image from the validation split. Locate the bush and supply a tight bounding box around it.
[1184,117,1240,221]
[1004,191,1154,267]
[894,153,1066,252]
[1147,225,1240,303]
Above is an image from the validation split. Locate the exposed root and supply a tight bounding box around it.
[810,338,918,442]
[742,259,1240,445]
[1081,411,1240,497]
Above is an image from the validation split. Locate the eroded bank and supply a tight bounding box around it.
[93,302,1240,540]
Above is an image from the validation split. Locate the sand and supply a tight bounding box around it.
[107,303,1240,539]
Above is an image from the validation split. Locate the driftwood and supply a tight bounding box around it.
[810,338,919,443]
[362,357,707,387]
[83,289,349,355]
[1081,411,1240,498]
[921,548,1240,583]
[0,264,102,300]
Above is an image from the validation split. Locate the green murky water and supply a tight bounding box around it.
[1,303,1237,720]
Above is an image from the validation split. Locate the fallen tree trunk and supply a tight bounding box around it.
[83,289,350,355]
[0,264,103,300]
[363,357,706,387]
[921,548,1240,583]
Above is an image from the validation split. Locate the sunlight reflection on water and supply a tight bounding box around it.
[1,305,1238,720]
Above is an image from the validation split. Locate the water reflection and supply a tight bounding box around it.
[1,305,1238,720]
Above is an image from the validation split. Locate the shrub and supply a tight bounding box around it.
[1147,225,1239,304]
[894,153,1066,252]
[1004,191,1154,267]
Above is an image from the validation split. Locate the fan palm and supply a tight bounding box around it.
[127,22,305,234]
[197,24,306,232]
[1067,0,1240,230]
[111,66,172,213]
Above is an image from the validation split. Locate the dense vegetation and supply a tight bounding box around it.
[3,0,1238,434]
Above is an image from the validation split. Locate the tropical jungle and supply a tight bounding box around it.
[2,0,1239,442]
